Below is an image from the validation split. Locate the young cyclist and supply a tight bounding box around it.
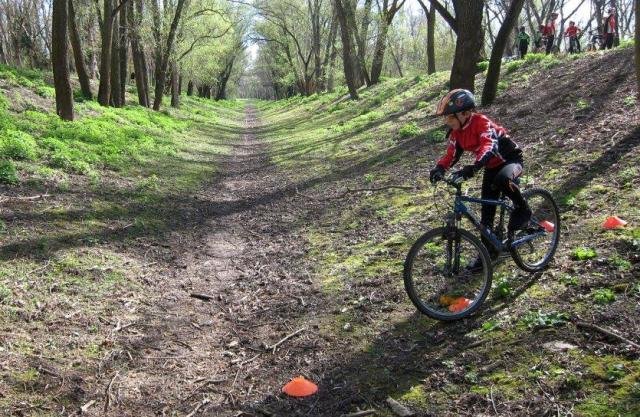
[602,8,617,49]
[534,25,545,52]
[429,89,531,268]
[516,26,530,58]
[564,21,581,53]
[543,13,558,54]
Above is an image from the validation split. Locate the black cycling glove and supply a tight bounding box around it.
[452,164,477,182]
[429,165,445,184]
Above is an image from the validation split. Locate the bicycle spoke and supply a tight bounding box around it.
[404,228,492,320]
[510,189,560,272]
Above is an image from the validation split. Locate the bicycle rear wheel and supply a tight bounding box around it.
[510,188,561,272]
[403,227,492,321]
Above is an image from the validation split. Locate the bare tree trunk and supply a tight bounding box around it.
[334,0,359,99]
[388,44,403,77]
[0,42,6,65]
[310,0,322,93]
[357,0,373,84]
[427,3,436,73]
[450,0,485,91]
[129,0,148,106]
[152,0,186,111]
[68,0,92,99]
[482,0,526,105]
[505,0,518,56]
[0,17,8,65]
[344,0,369,86]
[52,0,74,120]
[187,80,194,96]
[327,39,337,92]
[110,10,122,107]
[593,0,605,33]
[370,1,405,85]
[319,10,338,91]
[369,18,391,84]
[170,60,179,107]
[417,0,436,73]
[88,22,98,78]
[119,5,127,105]
[97,0,114,106]
[215,58,234,101]
[635,0,640,100]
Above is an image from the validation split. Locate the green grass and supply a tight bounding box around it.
[0,67,244,187]
[399,122,421,138]
[0,69,246,411]
[573,247,597,260]
[0,159,18,184]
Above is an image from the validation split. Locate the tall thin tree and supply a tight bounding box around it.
[97,0,115,105]
[97,0,130,106]
[128,0,149,107]
[68,0,92,99]
[333,0,359,99]
[635,0,640,100]
[119,5,127,105]
[52,0,74,120]
[416,0,436,74]
[152,0,187,111]
[110,10,122,106]
[427,0,485,91]
[369,0,406,84]
[482,0,526,105]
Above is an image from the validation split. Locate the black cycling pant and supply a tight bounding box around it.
[545,35,555,54]
[480,161,527,249]
[568,37,581,53]
[519,43,529,58]
[602,33,614,49]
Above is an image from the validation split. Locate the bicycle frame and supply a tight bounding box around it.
[442,179,547,253]
[451,194,509,253]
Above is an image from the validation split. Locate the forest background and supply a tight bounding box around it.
[1,0,637,121]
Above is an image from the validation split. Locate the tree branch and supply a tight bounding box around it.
[425,0,457,33]
[111,0,131,19]
[178,25,233,61]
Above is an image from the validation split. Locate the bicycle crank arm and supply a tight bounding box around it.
[510,231,546,249]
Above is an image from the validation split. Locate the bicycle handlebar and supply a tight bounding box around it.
[434,174,463,191]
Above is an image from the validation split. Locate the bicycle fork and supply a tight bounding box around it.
[444,226,462,275]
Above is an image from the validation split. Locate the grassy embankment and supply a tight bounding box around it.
[254,49,639,416]
[0,65,244,412]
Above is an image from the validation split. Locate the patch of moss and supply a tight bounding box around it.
[398,385,429,408]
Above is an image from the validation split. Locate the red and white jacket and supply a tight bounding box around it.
[437,113,522,171]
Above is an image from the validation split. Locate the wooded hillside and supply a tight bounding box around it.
[0,1,639,416]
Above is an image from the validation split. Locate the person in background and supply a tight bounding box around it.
[517,26,531,58]
[564,21,581,53]
[602,8,617,50]
[534,25,544,52]
[543,13,558,54]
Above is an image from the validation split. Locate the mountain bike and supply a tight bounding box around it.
[403,176,560,321]
[565,36,581,53]
[585,31,603,52]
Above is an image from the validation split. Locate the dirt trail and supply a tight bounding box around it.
[87,105,326,417]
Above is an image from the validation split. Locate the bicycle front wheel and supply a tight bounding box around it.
[403,227,492,321]
[510,188,561,272]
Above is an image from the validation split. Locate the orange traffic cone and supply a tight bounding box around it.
[603,216,627,230]
[539,220,555,232]
[448,297,472,313]
[282,376,318,397]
